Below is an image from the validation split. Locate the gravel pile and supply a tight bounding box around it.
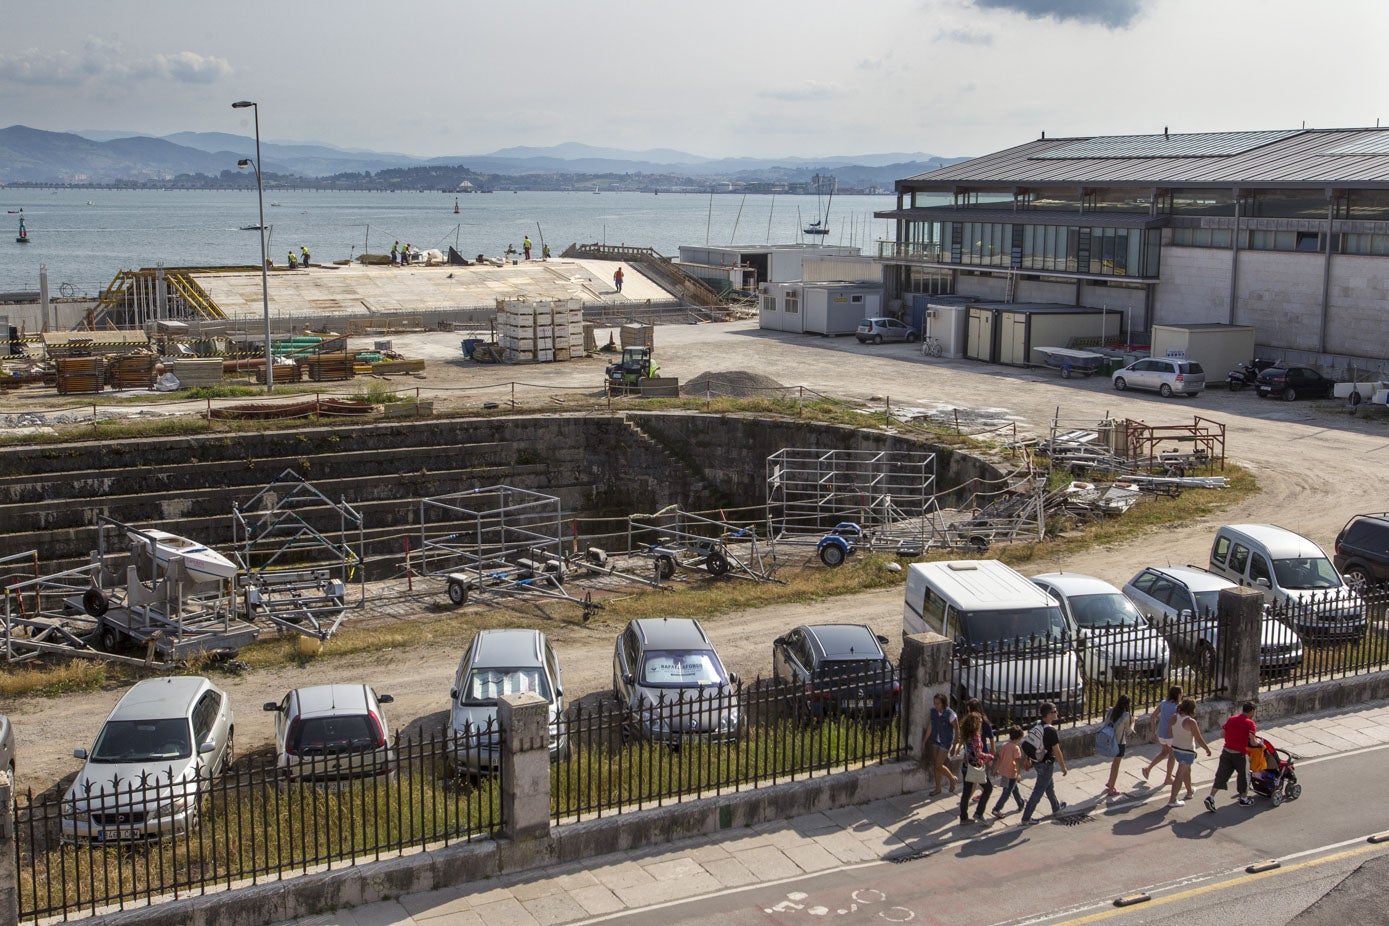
[681,370,794,399]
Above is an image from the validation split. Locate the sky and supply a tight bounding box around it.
[3,0,1387,161]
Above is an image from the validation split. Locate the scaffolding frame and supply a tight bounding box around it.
[232,469,366,641]
[766,447,938,552]
[624,508,775,583]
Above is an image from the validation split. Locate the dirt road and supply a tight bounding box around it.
[6,320,1382,793]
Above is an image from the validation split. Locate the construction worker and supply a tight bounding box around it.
[391,241,399,266]
[287,249,297,270]
[403,243,412,265]
[300,245,310,267]
[613,266,624,292]
[523,236,532,260]
[542,243,551,260]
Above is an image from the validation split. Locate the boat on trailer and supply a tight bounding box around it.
[127,529,238,582]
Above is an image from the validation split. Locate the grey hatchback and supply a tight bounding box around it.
[855,317,919,344]
[613,618,740,743]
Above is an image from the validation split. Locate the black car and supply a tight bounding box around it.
[772,624,898,719]
[1255,366,1335,401]
[1334,513,1389,590]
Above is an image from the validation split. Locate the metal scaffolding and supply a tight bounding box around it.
[624,508,775,583]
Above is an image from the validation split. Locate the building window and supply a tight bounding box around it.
[761,295,776,314]
[1248,190,1330,219]
[1247,230,1322,252]
[1172,227,1234,248]
[1167,189,1236,217]
[784,292,799,315]
[1338,233,1389,255]
[851,294,863,303]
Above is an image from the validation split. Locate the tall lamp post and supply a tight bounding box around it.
[232,100,273,393]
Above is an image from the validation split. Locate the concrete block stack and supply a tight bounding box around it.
[498,298,585,363]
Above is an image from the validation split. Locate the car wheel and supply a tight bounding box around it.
[1197,641,1217,675]
[98,623,122,653]
[1343,566,1370,591]
[1159,383,1173,398]
[1283,387,1297,402]
[1060,367,1072,379]
[819,543,846,567]
[906,332,919,343]
[221,727,235,773]
[1113,377,1127,391]
[873,334,883,345]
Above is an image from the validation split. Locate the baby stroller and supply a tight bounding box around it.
[1247,737,1301,806]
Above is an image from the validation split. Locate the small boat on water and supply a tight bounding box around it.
[239,224,266,231]
[128,529,238,582]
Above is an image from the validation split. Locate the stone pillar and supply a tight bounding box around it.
[0,770,18,926]
[1217,586,1264,705]
[498,692,552,842]
[901,632,954,761]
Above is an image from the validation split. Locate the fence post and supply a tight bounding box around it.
[498,692,553,846]
[1216,586,1264,704]
[901,633,954,762]
[0,771,17,926]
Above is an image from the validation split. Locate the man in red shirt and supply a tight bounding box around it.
[1204,701,1259,812]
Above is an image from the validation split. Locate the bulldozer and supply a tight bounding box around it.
[604,347,659,395]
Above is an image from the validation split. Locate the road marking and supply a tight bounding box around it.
[1044,841,1388,925]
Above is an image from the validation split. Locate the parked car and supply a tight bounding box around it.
[1334,513,1389,589]
[263,684,395,783]
[450,629,566,772]
[613,618,740,743]
[1208,524,1366,643]
[855,317,919,344]
[0,713,12,780]
[1121,565,1303,673]
[1030,573,1170,682]
[772,624,899,719]
[1111,358,1206,397]
[1255,366,1335,401]
[63,676,234,842]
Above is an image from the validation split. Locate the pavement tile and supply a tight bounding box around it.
[343,902,415,926]
[397,886,471,919]
[813,830,884,863]
[569,885,625,916]
[521,891,590,926]
[643,857,707,882]
[592,861,656,891]
[511,877,566,902]
[460,886,517,906]
[733,845,804,880]
[782,842,842,873]
[685,842,732,862]
[787,812,840,835]
[416,910,483,926]
[290,914,358,926]
[719,831,775,851]
[551,870,601,892]
[471,896,541,926]
[611,871,722,907]
[701,855,760,887]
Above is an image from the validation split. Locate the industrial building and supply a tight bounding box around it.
[876,128,1389,368]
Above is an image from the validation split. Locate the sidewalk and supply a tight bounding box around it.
[282,699,1389,926]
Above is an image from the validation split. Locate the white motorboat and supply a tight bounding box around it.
[128,529,238,582]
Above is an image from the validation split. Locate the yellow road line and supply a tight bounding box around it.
[1052,842,1387,924]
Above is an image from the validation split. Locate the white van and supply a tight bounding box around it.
[903,560,1083,719]
[1208,524,1366,642]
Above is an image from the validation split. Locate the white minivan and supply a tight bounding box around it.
[1207,524,1367,643]
[903,560,1083,719]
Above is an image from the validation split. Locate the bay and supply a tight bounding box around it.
[0,189,897,296]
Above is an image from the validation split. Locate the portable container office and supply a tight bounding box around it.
[1149,324,1256,384]
[759,281,882,335]
[964,303,1123,366]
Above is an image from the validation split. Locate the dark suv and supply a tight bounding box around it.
[1334,514,1389,589]
[1255,366,1335,401]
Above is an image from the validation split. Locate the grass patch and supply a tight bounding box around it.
[352,379,403,404]
[0,661,107,699]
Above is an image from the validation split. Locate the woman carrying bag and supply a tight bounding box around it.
[958,711,995,824]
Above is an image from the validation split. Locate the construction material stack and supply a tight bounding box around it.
[498,298,584,363]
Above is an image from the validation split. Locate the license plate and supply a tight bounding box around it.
[97,827,140,842]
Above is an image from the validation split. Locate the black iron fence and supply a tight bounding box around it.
[551,668,906,823]
[13,728,501,923]
[1261,585,1389,691]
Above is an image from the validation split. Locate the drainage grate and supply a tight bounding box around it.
[1054,812,1094,827]
[887,847,940,864]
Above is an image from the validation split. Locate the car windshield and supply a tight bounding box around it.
[956,606,1068,646]
[1067,593,1144,628]
[1273,556,1342,590]
[90,718,192,763]
[1192,590,1222,616]
[291,715,379,755]
[640,649,727,687]
[460,668,551,705]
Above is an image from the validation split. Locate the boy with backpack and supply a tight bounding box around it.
[1020,703,1068,825]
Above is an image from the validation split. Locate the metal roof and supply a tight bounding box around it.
[900,128,1389,189]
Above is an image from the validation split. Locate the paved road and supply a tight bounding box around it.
[283,701,1389,926]
[8,320,1387,794]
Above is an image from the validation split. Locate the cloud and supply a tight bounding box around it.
[937,28,995,44]
[759,81,844,103]
[0,40,231,87]
[971,0,1144,29]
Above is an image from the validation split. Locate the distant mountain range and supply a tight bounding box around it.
[0,126,967,189]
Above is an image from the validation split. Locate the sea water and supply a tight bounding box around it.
[0,189,897,296]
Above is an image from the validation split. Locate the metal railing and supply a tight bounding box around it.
[551,668,906,823]
[1261,585,1389,692]
[13,728,501,923]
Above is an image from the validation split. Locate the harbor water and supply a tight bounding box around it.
[0,190,897,296]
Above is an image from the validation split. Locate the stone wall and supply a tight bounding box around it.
[1154,245,1234,326]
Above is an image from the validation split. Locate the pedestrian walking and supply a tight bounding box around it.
[523,236,532,260]
[613,266,624,292]
[1102,695,1133,796]
[990,726,1026,818]
[1020,703,1067,825]
[924,693,959,796]
[958,711,994,825]
[300,245,310,268]
[1142,685,1182,787]
[1168,698,1210,807]
[964,698,995,816]
[391,241,400,266]
[1205,701,1260,813]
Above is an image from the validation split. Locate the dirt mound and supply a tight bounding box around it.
[681,370,793,399]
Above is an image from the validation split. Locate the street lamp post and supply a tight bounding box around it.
[232,100,273,393]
